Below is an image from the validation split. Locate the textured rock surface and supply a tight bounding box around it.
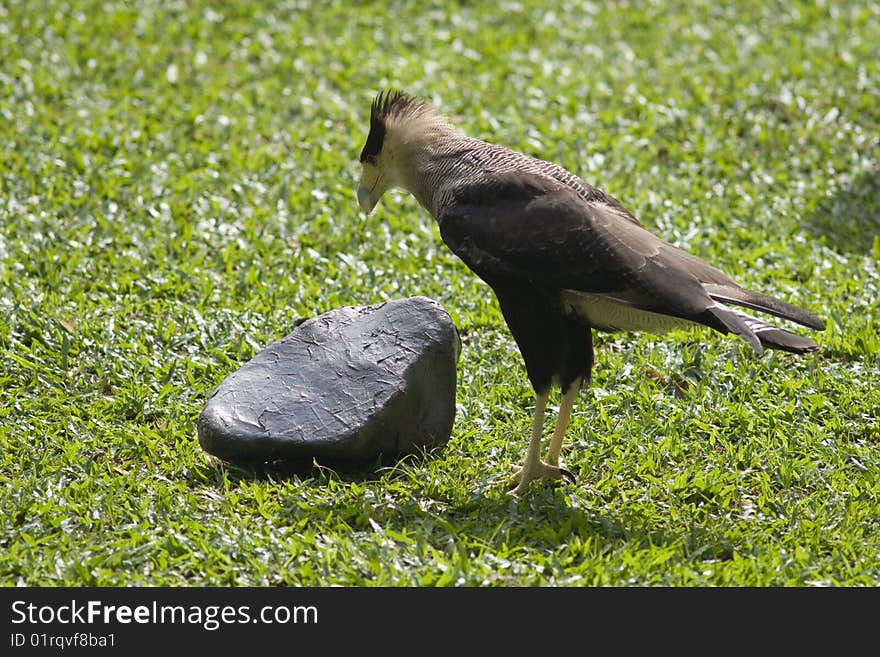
[197,296,460,463]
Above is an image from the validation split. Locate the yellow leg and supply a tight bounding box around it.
[545,377,581,468]
[508,390,576,497]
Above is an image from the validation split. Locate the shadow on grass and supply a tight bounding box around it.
[196,453,734,562]
[191,448,734,561]
[197,448,445,485]
[803,167,880,255]
[448,489,685,549]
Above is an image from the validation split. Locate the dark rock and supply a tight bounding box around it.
[197,296,460,464]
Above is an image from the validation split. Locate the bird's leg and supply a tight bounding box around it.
[545,377,581,470]
[510,390,547,478]
[508,391,575,496]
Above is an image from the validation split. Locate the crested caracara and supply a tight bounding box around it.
[356,90,825,497]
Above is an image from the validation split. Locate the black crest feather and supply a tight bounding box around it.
[371,89,426,121]
[360,89,427,163]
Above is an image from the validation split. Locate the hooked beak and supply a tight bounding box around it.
[357,185,377,214]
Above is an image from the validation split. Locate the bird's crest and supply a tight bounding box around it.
[360,89,446,163]
[371,89,429,123]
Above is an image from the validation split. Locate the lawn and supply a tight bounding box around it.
[1,0,878,586]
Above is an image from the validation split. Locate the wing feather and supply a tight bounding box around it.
[438,173,717,319]
[436,171,823,353]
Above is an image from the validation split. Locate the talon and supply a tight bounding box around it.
[505,460,576,496]
[558,467,576,484]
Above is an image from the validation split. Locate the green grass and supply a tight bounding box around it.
[1,0,879,586]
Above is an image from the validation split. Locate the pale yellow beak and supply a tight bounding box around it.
[357,165,384,214]
[357,185,377,214]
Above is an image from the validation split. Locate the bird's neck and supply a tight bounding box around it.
[395,132,478,218]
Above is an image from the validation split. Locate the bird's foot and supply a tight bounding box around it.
[508,460,576,497]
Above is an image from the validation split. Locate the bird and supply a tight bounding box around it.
[355,89,825,497]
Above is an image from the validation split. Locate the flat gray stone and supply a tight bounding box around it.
[197,296,460,464]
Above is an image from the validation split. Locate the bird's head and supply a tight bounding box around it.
[356,89,453,214]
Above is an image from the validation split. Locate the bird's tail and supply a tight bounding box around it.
[702,284,824,355]
[703,284,826,330]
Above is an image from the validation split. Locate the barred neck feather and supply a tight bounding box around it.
[373,91,637,223]
[401,133,636,223]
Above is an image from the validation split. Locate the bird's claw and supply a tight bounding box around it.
[507,461,576,496]
[558,467,576,484]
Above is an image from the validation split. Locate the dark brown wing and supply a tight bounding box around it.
[436,172,823,353]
